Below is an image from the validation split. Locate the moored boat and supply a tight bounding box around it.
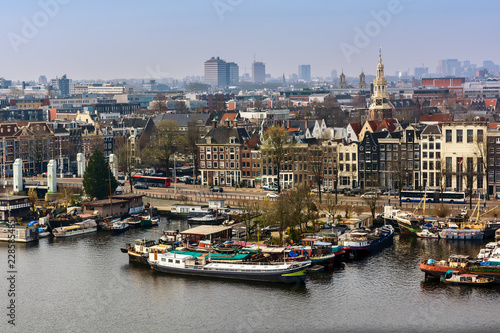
[338,225,394,258]
[52,219,97,237]
[111,220,129,234]
[122,239,170,264]
[148,252,311,284]
[38,227,50,238]
[416,228,439,239]
[419,255,469,279]
[440,270,494,286]
[188,214,225,225]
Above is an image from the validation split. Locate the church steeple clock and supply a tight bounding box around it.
[368,48,392,122]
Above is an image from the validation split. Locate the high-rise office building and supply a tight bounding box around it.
[51,74,70,97]
[38,75,47,85]
[204,57,228,87]
[252,61,265,83]
[298,65,311,81]
[226,62,239,85]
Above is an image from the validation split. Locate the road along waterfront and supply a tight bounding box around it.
[1,216,500,333]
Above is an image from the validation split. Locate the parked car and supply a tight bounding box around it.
[134,183,149,189]
[344,190,355,197]
[209,186,223,193]
[266,192,279,199]
[383,190,398,196]
[361,192,377,199]
[263,185,279,191]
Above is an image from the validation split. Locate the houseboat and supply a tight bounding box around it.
[0,223,39,243]
[122,239,170,264]
[169,204,211,218]
[148,252,311,284]
[52,219,97,237]
[440,270,494,286]
[419,255,470,279]
[338,225,394,257]
[188,214,225,225]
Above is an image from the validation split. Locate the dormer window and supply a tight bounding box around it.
[230,137,236,144]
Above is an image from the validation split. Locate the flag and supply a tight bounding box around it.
[459,157,464,165]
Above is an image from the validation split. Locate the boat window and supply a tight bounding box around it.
[161,258,166,262]
[168,259,173,263]
[175,260,181,264]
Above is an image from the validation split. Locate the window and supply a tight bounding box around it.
[477,129,484,142]
[429,143,434,150]
[456,129,463,143]
[436,142,441,150]
[446,130,452,143]
[346,164,350,171]
[423,161,427,170]
[352,153,356,161]
[436,152,441,159]
[339,153,343,161]
[346,153,350,161]
[429,161,434,170]
[423,143,428,150]
[429,152,434,159]
[423,152,428,158]
[213,162,217,168]
[467,129,473,143]
[200,154,205,160]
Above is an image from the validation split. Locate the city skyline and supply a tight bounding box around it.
[1,0,499,81]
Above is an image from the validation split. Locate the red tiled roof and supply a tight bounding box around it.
[488,123,500,129]
[485,99,497,108]
[219,113,238,123]
[349,122,362,134]
[287,127,300,132]
[376,118,398,133]
[367,120,379,131]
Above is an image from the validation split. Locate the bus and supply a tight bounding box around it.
[400,190,466,204]
[131,175,172,188]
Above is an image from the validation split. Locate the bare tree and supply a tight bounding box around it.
[114,135,135,193]
[186,120,203,181]
[308,144,325,203]
[362,194,379,219]
[262,126,295,193]
[145,120,184,175]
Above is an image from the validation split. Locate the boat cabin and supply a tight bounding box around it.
[343,216,372,230]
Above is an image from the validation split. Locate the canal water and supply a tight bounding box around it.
[1,217,499,333]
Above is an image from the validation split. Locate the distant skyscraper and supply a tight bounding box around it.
[226,62,239,85]
[204,57,227,87]
[38,75,47,85]
[414,67,428,78]
[331,69,338,82]
[252,61,265,83]
[51,74,70,97]
[298,65,311,81]
[437,59,460,76]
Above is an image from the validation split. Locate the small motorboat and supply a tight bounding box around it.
[416,229,439,239]
[440,270,494,286]
[111,220,130,234]
[38,227,50,238]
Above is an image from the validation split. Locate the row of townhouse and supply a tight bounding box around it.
[196,119,500,197]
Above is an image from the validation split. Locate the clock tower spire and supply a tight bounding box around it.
[368,47,392,122]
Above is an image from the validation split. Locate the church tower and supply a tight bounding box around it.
[339,70,346,88]
[368,48,392,122]
[358,69,366,89]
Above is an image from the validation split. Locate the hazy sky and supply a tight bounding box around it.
[1,0,498,81]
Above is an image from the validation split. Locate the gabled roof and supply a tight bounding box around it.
[367,120,379,132]
[204,127,250,145]
[376,118,399,133]
[485,99,497,108]
[219,113,239,124]
[348,122,362,135]
[121,117,149,128]
[421,124,442,135]
[154,113,209,127]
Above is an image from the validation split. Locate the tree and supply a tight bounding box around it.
[313,100,347,128]
[28,188,38,216]
[145,120,184,174]
[308,145,325,203]
[363,193,379,219]
[114,135,135,193]
[462,157,477,209]
[186,120,203,181]
[237,199,264,243]
[285,184,311,235]
[262,126,294,193]
[150,93,167,113]
[82,149,118,200]
[175,101,189,113]
[320,191,340,223]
